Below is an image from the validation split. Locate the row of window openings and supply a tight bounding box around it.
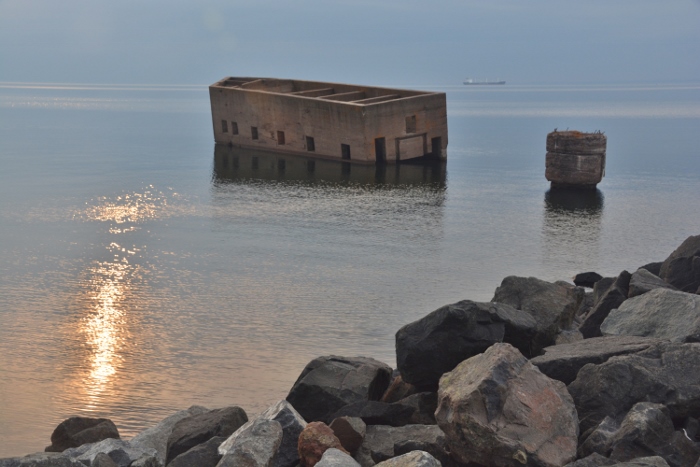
[221,120,351,160]
[221,156,355,175]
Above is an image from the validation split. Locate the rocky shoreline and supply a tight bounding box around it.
[3,234,699,467]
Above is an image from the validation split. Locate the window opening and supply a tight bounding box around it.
[306,136,315,152]
[277,131,285,145]
[341,144,351,160]
[231,122,239,135]
[221,120,228,133]
[405,115,417,133]
[251,126,258,140]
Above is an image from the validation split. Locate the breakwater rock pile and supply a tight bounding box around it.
[3,234,700,467]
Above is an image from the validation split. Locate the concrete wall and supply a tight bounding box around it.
[210,80,448,164]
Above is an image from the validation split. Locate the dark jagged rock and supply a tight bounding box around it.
[165,406,247,465]
[395,300,537,390]
[579,271,631,338]
[286,356,392,424]
[492,275,584,353]
[167,435,224,467]
[575,272,604,288]
[639,262,663,277]
[601,288,700,343]
[578,416,620,459]
[329,393,436,428]
[329,417,366,456]
[564,452,616,466]
[45,417,120,453]
[531,336,661,385]
[628,268,677,298]
[659,235,700,293]
[436,343,578,467]
[607,402,700,467]
[568,342,700,435]
[592,277,615,306]
[353,425,447,467]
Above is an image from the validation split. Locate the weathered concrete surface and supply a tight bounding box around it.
[436,343,578,467]
[545,130,607,188]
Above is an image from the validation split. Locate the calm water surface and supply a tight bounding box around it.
[1,82,699,456]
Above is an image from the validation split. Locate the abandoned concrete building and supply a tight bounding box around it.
[209,77,448,164]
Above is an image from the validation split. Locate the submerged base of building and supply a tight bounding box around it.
[209,77,448,164]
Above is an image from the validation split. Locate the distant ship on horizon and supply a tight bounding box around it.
[463,77,506,85]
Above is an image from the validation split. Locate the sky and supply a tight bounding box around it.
[1,0,699,86]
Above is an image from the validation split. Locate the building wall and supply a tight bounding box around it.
[210,85,448,163]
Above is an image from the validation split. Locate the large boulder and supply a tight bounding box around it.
[579,271,631,338]
[600,288,700,342]
[435,343,579,467]
[0,453,87,467]
[216,419,283,467]
[168,435,225,467]
[297,422,348,467]
[531,336,662,385]
[395,300,538,390]
[568,342,700,435]
[353,425,448,467]
[492,276,584,353]
[574,272,603,288]
[316,448,360,467]
[628,268,677,298]
[45,417,120,452]
[219,400,306,467]
[165,406,248,464]
[659,234,700,293]
[373,451,441,467]
[130,405,209,465]
[329,417,366,456]
[61,438,157,467]
[286,356,392,423]
[607,402,700,467]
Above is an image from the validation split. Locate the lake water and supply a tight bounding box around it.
[1,82,699,457]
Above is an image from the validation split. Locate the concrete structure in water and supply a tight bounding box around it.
[545,130,607,189]
[209,77,448,164]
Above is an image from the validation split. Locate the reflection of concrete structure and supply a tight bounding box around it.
[213,145,447,187]
[209,77,448,164]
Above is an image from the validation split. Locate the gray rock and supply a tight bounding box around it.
[593,277,616,306]
[578,416,620,459]
[316,448,360,467]
[286,356,392,423]
[329,392,436,428]
[556,329,584,345]
[130,405,209,465]
[45,417,120,453]
[128,455,160,467]
[614,458,672,467]
[168,436,224,467]
[435,343,579,467]
[601,288,700,342]
[568,342,700,435]
[607,402,700,467]
[215,419,282,467]
[165,406,247,464]
[564,452,616,466]
[219,400,306,467]
[628,268,677,298]
[435,344,578,465]
[353,425,447,467]
[580,271,631,338]
[640,262,664,277]
[531,336,662,385]
[395,300,537,390]
[659,234,700,293]
[91,453,118,467]
[330,417,366,455]
[62,438,157,467]
[574,272,604,288]
[492,275,585,353]
[374,451,441,467]
[0,452,87,467]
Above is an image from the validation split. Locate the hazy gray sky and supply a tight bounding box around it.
[1,0,699,85]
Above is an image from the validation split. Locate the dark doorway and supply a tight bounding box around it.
[341,144,351,160]
[375,137,386,163]
[431,137,442,159]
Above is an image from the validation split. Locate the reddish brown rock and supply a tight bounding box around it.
[380,374,417,403]
[298,421,349,467]
[329,416,365,455]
